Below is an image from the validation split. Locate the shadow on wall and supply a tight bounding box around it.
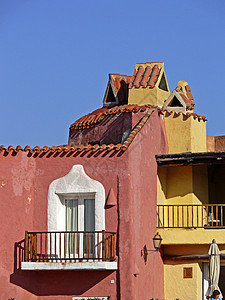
[10,270,114,296]
[10,241,114,296]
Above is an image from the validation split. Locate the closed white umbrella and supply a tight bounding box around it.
[206,239,223,299]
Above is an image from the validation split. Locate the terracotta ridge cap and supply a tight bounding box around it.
[122,107,159,149]
[109,73,132,77]
[0,143,130,155]
[135,62,163,65]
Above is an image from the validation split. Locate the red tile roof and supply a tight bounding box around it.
[71,103,206,130]
[110,74,131,94]
[0,106,160,155]
[185,85,193,101]
[0,107,206,156]
[70,104,155,130]
[128,64,161,89]
[176,90,195,110]
[0,143,126,154]
[0,112,154,155]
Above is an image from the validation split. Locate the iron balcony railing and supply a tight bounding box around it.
[157,204,225,228]
[24,230,116,263]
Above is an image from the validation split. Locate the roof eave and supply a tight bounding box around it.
[156,151,225,166]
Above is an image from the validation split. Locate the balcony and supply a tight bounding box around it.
[157,204,225,228]
[157,204,225,244]
[21,231,117,271]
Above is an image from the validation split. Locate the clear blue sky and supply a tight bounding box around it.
[0,0,224,147]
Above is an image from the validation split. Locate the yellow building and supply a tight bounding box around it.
[156,82,225,300]
[126,61,225,300]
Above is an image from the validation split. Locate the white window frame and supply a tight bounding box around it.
[60,193,96,232]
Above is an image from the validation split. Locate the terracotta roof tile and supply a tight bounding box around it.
[129,69,137,88]
[133,66,145,88]
[110,75,131,94]
[0,106,207,157]
[16,145,23,151]
[185,85,193,100]
[175,90,195,110]
[147,65,160,88]
[140,66,152,87]
[129,64,161,89]
[70,104,154,130]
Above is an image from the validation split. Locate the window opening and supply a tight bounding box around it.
[169,96,183,107]
[159,72,168,91]
[65,197,95,255]
[105,85,116,103]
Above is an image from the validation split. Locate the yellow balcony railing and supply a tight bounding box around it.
[157,204,225,228]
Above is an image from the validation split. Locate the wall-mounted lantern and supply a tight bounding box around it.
[141,232,162,263]
[153,232,162,250]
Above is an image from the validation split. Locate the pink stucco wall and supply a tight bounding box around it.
[0,110,167,299]
[0,151,126,299]
[116,110,168,300]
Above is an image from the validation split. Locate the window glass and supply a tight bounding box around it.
[84,199,95,231]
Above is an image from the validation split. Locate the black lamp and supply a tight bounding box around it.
[153,232,162,250]
[141,232,162,263]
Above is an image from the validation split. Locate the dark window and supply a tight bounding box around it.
[105,85,116,103]
[159,73,168,91]
[169,96,183,107]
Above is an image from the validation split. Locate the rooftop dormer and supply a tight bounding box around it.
[163,80,195,113]
[128,62,170,106]
[103,74,131,107]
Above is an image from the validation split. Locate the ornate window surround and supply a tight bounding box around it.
[48,165,105,232]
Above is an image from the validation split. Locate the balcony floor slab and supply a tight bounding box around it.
[21,261,118,271]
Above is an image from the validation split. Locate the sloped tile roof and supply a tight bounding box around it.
[128,64,161,89]
[177,90,195,110]
[0,106,160,155]
[185,85,193,100]
[71,103,206,131]
[110,74,131,94]
[70,104,156,130]
[0,106,206,156]
[0,143,127,154]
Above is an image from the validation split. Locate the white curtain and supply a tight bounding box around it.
[65,199,78,231]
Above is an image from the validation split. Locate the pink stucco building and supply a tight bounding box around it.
[1,61,202,299]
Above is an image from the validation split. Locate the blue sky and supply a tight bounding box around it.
[0,0,224,147]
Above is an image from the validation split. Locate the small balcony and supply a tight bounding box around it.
[157,204,225,245]
[157,204,225,228]
[21,231,117,271]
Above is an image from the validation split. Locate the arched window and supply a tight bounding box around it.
[48,165,105,233]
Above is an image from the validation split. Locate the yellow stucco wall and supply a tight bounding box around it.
[193,165,208,204]
[157,165,209,242]
[128,84,170,106]
[164,262,202,300]
[191,117,207,152]
[158,228,225,245]
[166,166,194,204]
[157,165,208,205]
[157,167,167,205]
[164,113,207,154]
